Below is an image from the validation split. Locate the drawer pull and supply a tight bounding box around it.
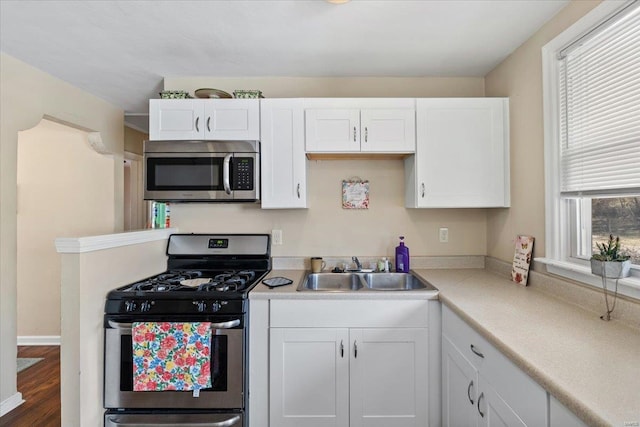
[340,340,344,358]
[354,340,358,358]
[353,126,357,142]
[467,380,474,405]
[477,392,485,417]
[195,117,200,132]
[470,344,485,358]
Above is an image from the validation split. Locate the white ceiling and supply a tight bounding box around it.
[1,0,568,119]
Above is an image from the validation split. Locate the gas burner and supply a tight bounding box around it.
[225,276,247,288]
[237,270,256,281]
[129,281,191,292]
[171,270,203,280]
[214,273,235,282]
[196,281,223,292]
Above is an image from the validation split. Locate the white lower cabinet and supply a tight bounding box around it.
[549,396,587,427]
[442,305,546,427]
[269,300,430,427]
[270,327,427,427]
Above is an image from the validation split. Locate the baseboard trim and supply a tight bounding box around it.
[17,335,61,346]
[0,392,24,417]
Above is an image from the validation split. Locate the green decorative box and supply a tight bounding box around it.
[159,90,191,99]
[233,90,263,99]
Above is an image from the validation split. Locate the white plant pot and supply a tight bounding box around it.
[590,259,631,279]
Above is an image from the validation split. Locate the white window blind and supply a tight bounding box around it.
[559,2,640,196]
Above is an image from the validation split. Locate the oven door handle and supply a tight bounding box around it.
[108,414,241,427]
[107,319,241,331]
[223,153,232,195]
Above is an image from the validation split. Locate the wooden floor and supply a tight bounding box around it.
[0,346,60,427]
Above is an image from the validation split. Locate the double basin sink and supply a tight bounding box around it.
[297,272,437,292]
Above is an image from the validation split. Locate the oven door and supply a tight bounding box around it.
[104,411,242,427]
[144,152,259,202]
[104,316,244,410]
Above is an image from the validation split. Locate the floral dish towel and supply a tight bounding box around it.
[132,322,212,391]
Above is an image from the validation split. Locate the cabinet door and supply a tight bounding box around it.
[260,99,307,208]
[270,328,349,427]
[408,98,509,208]
[360,109,415,153]
[204,99,260,140]
[478,375,526,427]
[349,328,428,427]
[149,99,204,140]
[442,336,479,427]
[549,395,587,427]
[305,109,361,152]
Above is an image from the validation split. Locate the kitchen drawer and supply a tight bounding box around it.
[442,305,547,426]
[270,299,429,328]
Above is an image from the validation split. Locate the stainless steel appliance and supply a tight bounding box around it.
[144,141,260,202]
[103,234,270,427]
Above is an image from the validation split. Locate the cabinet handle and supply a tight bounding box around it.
[195,117,200,132]
[297,183,301,199]
[470,344,485,358]
[364,126,368,142]
[477,392,485,418]
[421,183,425,198]
[207,116,211,132]
[353,126,357,142]
[467,380,474,405]
[354,341,358,358]
[340,340,344,358]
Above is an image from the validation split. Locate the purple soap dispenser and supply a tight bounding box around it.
[395,236,410,273]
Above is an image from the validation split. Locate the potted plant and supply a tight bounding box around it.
[590,234,631,278]
[590,234,631,321]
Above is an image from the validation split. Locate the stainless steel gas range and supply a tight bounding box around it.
[103,234,270,427]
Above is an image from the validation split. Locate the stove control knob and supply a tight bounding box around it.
[140,300,152,312]
[125,300,137,312]
[211,301,221,312]
[193,300,207,312]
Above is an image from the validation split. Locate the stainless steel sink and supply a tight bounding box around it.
[297,273,364,291]
[297,272,436,292]
[363,272,434,291]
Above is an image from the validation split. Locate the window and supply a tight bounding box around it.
[542,1,640,297]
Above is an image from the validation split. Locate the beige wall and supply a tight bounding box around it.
[484,1,602,262]
[17,119,115,337]
[164,76,485,99]
[58,236,169,426]
[0,53,124,411]
[166,76,487,259]
[124,125,147,155]
[172,159,487,258]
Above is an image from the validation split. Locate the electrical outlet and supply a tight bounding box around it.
[272,229,283,245]
[439,227,449,243]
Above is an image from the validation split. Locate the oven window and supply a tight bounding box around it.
[119,334,228,392]
[147,157,223,191]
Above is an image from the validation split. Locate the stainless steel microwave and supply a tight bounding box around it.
[144,140,260,202]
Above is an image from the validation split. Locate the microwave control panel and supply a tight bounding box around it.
[233,157,254,190]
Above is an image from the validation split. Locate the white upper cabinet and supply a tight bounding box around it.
[149,99,259,140]
[304,99,416,153]
[260,99,307,209]
[405,98,510,208]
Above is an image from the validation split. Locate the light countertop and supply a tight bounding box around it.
[250,268,640,427]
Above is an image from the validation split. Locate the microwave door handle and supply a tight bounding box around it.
[223,154,232,195]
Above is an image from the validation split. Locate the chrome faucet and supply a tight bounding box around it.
[352,256,362,271]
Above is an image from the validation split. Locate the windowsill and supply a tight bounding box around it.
[535,257,640,301]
